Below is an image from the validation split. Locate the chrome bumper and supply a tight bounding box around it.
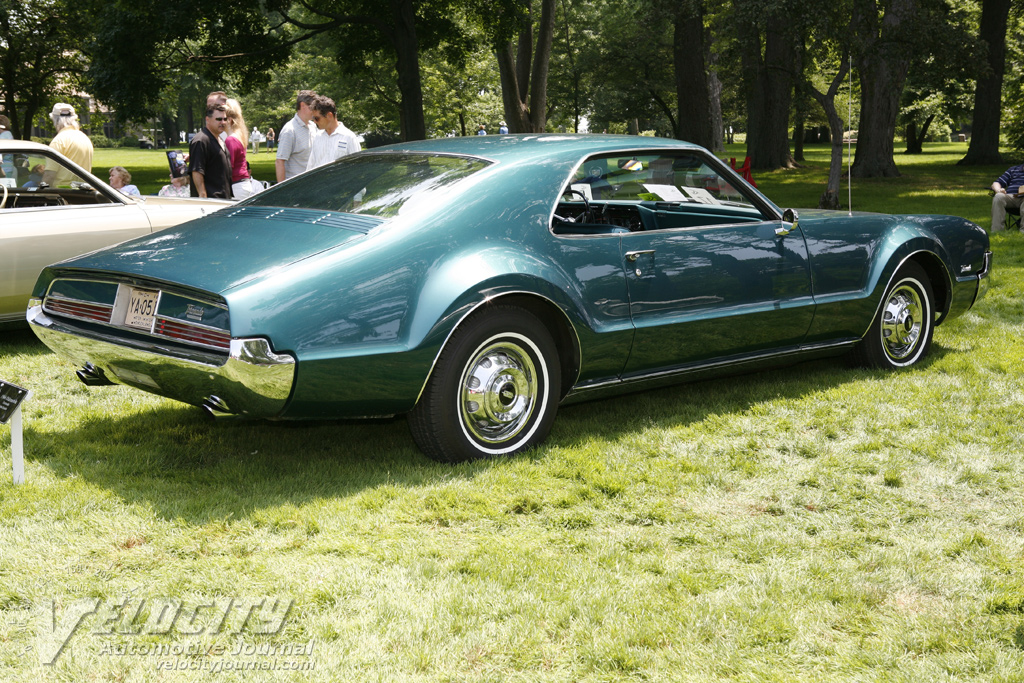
[28,302,296,418]
[976,250,993,303]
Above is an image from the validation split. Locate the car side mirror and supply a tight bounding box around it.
[776,209,799,237]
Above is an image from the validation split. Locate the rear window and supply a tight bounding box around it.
[246,153,491,218]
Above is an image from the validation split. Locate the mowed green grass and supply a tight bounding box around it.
[2,143,1024,682]
[88,145,279,196]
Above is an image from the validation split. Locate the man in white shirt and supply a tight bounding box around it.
[275,90,317,181]
[306,95,362,171]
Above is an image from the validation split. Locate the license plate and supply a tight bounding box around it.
[124,288,159,330]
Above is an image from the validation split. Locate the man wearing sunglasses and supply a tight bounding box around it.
[188,104,233,199]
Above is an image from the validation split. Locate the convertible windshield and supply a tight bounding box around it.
[246,153,491,218]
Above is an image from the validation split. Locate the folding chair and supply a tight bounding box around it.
[989,188,1022,232]
[1007,204,1022,232]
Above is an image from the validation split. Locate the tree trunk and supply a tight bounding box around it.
[958,0,1011,165]
[808,60,850,210]
[904,114,934,154]
[497,0,556,134]
[707,53,724,151]
[673,1,714,149]
[792,39,807,163]
[739,12,796,170]
[391,0,427,141]
[850,0,916,178]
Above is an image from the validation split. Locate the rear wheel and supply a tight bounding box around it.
[408,306,561,463]
[852,261,935,369]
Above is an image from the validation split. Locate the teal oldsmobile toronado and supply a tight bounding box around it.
[28,135,991,462]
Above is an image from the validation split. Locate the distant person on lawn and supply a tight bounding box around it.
[991,163,1024,232]
[43,103,93,185]
[108,166,140,196]
[306,95,361,171]
[188,104,232,199]
[276,90,318,182]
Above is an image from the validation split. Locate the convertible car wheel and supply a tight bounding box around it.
[409,306,561,463]
[853,262,935,369]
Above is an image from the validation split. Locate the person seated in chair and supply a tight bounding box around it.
[991,162,1024,232]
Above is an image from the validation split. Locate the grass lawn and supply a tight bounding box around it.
[2,142,1024,681]
[88,145,280,196]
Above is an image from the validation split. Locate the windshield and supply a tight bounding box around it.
[0,149,113,199]
[246,153,491,218]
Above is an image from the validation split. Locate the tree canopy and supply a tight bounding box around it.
[2,0,1022,188]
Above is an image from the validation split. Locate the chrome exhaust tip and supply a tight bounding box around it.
[201,395,232,419]
[76,363,114,386]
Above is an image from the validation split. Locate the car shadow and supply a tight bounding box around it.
[0,327,50,355]
[24,349,947,526]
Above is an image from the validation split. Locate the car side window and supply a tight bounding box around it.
[570,152,756,208]
[553,151,766,235]
[1,151,116,209]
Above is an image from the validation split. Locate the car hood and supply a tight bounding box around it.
[53,207,383,294]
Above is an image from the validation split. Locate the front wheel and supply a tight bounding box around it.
[408,306,561,463]
[852,261,935,369]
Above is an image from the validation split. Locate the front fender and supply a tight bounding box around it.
[801,212,984,343]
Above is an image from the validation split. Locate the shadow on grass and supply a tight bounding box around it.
[28,403,434,523]
[548,347,949,450]
[24,348,947,525]
[0,328,50,355]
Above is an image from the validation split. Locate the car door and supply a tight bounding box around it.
[602,152,816,376]
[620,220,815,375]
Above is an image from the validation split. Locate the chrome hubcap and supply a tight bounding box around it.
[461,341,538,444]
[880,283,924,361]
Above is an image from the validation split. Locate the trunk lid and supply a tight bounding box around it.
[52,207,383,293]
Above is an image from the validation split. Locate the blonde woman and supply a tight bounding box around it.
[223,98,255,198]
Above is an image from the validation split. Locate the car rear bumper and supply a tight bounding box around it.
[28,300,296,418]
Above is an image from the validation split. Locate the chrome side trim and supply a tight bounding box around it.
[565,339,857,399]
[28,303,296,418]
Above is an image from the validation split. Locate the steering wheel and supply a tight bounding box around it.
[561,188,592,223]
[0,182,7,210]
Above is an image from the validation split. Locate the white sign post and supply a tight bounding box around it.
[11,404,25,484]
[1,381,30,485]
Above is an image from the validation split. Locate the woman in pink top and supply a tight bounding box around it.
[224,99,255,198]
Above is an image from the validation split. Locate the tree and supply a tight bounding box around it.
[86,0,509,141]
[577,1,678,136]
[736,0,799,170]
[897,1,975,154]
[492,0,557,133]
[808,60,851,208]
[0,0,89,138]
[849,0,918,178]
[86,0,290,120]
[959,0,1012,165]
[546,0,593,133]
[673,0,716,149]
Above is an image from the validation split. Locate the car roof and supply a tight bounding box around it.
[0,139,54,152]
[376,134,706,165]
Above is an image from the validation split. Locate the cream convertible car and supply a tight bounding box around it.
[0,140,230,326]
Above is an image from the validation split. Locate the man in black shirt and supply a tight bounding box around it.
[189,105,233,199]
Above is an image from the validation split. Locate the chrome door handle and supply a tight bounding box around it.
[625,250,655,262]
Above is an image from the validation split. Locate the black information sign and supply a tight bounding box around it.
[0,380,29,424]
